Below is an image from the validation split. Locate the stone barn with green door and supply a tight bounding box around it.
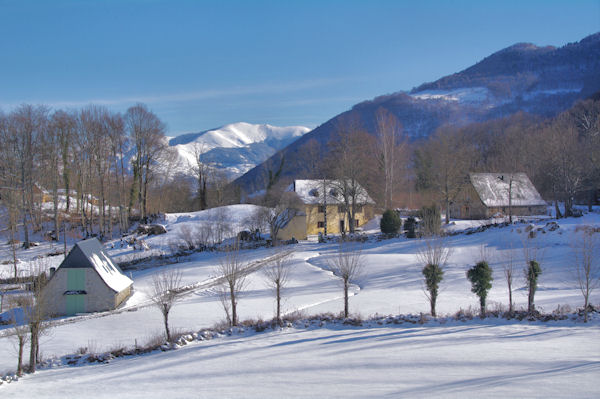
[43,238,133,316]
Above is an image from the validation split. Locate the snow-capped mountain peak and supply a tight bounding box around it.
[165,122,310,179]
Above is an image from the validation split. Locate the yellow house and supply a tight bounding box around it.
[279,179,375,240]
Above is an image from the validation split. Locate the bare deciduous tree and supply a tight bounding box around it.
[9,294,31,376]
[124,103,167,222]
[417,237,451,317]
[502,239,517,314]
[178,225,198,250]
[328,115,375,234]
[262,190,303,244]
[329,242,364,318]
[417,125,473,224]
[26,260,52,373]
[375,107,406,209]
[572,226,600,322]
[150,268,184,342]
[191,142,210,210]
[244,207,269,239]
[216,244,248,326]
[263,248,294,325]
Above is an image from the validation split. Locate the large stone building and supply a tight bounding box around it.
[43,238,133,316]
[450,173,547,219]
[278,179,375,240]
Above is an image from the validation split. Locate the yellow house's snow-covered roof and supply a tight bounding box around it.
[288,179,375,205]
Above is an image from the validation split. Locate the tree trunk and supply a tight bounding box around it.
[554,200,562,219]
[62,151,70,213]
[17,336,24,377]
[21,181,30,248]
[508,177,513,223]
[323,183,328,237]
[344,279,349,318]
[230,288,237,327]
[10,222,18,279]
[29,325,38,373]
[63,221,67,260]
[480,296,486,318]
[276,283,281,325]
[164,312,171,342]
[52,175,60,241]
[584,292,589,323]
[142,162,150,223]
[507,279,513,314]
[528,286,535,313]
[430,291,437,317]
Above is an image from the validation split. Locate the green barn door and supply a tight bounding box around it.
[66,269,86,315]
[66,295,85,315]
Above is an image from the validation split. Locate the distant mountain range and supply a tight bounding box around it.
[234,32,600,194]
[163,122,310,179]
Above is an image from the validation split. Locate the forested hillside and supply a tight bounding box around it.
[234,33,600,195]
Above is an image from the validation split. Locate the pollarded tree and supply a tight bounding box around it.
[571,226,599,322]
[418,237,451,317]
[26,260,52,373]
[329,242,364,318]
[467,261,493,317]
[9,294,31,376]
[502,239,517,315]
[524,260,541,314]
[150,268,185,342]
[217,244,248,326]
[522,234,542,313]
[263,248,294,325]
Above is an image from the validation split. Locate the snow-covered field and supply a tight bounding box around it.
[1,206,599,397]
[2,319,598,399]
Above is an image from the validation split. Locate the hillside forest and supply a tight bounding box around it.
[0,96,599,247]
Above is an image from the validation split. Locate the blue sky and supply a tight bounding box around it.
[0,0,598,135]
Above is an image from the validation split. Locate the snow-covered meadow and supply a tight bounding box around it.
[1,206,599,397]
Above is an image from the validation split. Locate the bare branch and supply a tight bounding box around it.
[149,268,184,342]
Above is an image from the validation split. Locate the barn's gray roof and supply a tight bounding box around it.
[470,173,547,208]
[59,238,132,293]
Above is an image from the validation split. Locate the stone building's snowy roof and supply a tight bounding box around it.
[287,179,375,205]
[58,238,133,293]
[470,173,547,207]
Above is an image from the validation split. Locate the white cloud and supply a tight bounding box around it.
[0,78,348,110]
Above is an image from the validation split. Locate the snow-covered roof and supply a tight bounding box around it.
[288,179,375,205]
[58,238,133,293]
[470,173,547,207]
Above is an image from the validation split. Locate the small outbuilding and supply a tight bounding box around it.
[450,173,547,219]
[43,238,133,316]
